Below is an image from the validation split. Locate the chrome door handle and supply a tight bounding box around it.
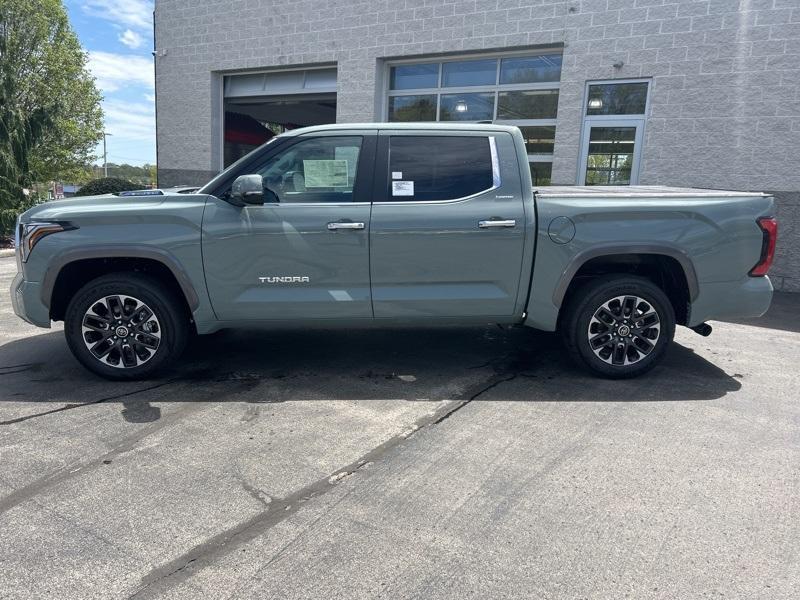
[327,221,365,230]
[479,219,516,228]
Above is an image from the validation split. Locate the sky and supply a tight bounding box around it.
[65,0,156,166]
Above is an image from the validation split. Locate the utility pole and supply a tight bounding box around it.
[103,132,112,177]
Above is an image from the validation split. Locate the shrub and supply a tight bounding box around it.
[75,177,139,197]
[0,197,36,237]
[1,208,20,237]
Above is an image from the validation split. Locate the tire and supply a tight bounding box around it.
[560,275,675,379]
[64,273,189,380]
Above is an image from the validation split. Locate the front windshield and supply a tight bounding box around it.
[197,135,282,195]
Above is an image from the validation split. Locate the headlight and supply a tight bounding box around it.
[19,221,74,262]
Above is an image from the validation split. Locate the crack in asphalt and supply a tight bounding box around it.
[0,366,269,427]
[0,401,208,518]
[430,373,520,425]
[1,339,533,597]
[0,372,260,518]
[234,471,272,510]
[0,380,178,426]
[128,365,526,599]
[2,358,510,526]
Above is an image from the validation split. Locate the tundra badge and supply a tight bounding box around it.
[259,276,310,284]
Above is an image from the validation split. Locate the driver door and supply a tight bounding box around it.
[202,132,375,321]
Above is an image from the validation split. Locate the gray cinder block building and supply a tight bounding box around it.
[154,0,800,291]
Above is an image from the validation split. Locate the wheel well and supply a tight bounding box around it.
[561,254,691,325]
[49,257,194,325]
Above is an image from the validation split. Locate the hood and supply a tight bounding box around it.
[19,192,207,224]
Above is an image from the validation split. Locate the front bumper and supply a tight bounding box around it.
[688,275,773,327]
[10,272,51,328]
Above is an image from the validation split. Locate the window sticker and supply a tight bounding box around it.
[335,146,360,179]
[303,160,349,187]
[392,181,414,196]
[392,171,403,180]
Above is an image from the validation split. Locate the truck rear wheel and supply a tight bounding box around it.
[64,273,189,380]
[560,276,675,379]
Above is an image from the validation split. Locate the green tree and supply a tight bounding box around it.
[0,0,103,231]
[101,163,157,186]
[74,177,138,197]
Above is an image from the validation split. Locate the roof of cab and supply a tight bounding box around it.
[278,122,521,136]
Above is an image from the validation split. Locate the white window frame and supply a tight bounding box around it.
[577,78,652,186]
[381,49,563,178]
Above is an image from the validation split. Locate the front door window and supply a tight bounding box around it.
[255,136,362,203]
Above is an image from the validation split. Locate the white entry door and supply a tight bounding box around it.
[578,119,645,186]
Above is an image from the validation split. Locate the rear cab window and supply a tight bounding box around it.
[385,135,497,202]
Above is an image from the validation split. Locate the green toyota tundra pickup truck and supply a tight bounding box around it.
[10,123,777,380]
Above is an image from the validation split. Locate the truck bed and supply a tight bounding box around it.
[534,185,768,198]
[525,184,774,332]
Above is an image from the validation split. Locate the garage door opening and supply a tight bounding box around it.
[223,67,337,167]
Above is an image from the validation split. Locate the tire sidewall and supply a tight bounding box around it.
[567,277,675,378]
[65,274,187,380]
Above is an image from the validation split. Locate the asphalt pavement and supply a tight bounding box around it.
[0,255,798,599]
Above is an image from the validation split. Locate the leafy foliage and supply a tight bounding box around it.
[100,163,157,187]
[0,197,34,239]
[0,0,103,232]
[74,177,139,197]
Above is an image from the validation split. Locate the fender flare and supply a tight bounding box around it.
[552,243,700,307]
[41,245,200,311]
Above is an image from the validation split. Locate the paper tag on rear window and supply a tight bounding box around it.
[392,181,414,196]
[391,171,402,180]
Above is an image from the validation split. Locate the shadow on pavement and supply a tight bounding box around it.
[0,325,741,423]
[722,291,800,334]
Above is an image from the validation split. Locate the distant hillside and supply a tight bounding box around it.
[91,164,156,186]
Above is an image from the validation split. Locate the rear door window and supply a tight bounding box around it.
[386,136,495,202]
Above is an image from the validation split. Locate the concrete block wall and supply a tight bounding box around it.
[155,0,799,290]
[771,192,799,292]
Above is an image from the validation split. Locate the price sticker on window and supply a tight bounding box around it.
[392,181,414,196]
[303,160,349,187]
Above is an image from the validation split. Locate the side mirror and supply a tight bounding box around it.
[230,174,265,205]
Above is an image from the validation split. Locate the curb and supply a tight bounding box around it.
[0,249,16,258]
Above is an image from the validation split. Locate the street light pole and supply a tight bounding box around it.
[103,132,112,177]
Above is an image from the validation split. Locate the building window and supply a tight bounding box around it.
[386,51,562,180]
[584,127,636,185]
[387,95,436,121]
[586,82,648,116]
[579,79,650,186]
[530,162,553,186]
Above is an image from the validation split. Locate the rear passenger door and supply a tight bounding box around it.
[369,130,528,319]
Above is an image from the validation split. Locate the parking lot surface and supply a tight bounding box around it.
[1,255,798,599]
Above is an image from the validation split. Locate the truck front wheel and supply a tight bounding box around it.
[560,276,675,379]
[64,273,189,380]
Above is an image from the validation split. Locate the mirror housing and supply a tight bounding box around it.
[230,174,265,205]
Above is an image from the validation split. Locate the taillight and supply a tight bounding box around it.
[749,216,778,277]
